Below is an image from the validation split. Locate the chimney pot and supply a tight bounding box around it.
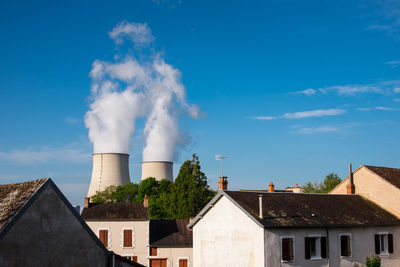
[218,176,228,192]
[268,182,275,192]
[143,194,149,208]
[258,194,263,219]
[84,197,90,208]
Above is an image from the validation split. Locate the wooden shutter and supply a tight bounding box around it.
[320,237,327,258]
[99,230,108,247]
[340,236,348,256]
[388,234,394,254]
[179,259,188,267]
[282,238,290,261]
[375,235,381,254]
[305,237,311,259]
[124,229,132,247]
[132,256,137,263]
[150,247,157,256]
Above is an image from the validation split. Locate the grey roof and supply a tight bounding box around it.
[188,191,400,229]
[0,178,48,230]
[149,219,192,248]
[81,202,149,221]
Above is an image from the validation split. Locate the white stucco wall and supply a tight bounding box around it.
[86,220,149,266]
[192,195,265,267]
[330,166,400,217]
[266,226,400,267]
[149,247,193,267]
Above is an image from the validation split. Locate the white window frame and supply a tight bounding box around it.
[339,233,352,258]
[98,227,111,249]
[280,235,295,263]
[177,256,191,267]
[121,227,135,248]
[307,234,324,260]
[377,232,389,256]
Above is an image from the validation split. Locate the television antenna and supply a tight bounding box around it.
[215,154,228,177]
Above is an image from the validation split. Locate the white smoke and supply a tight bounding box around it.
[85,21,199,160]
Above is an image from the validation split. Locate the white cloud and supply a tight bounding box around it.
[319,85,382,96]
[109,21,154,47]
[385,60,400,68]
[294,88,317,95]
[394,98,400,102]
[357,106,395,111]
[294,125,340,135]
[252,116,276,120]
[0,145,90,165]
[283,109,346,119]
[66,117,80,125]
[394,87,400,93]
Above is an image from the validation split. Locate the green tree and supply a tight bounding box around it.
[303,173,341,193]
[366,255,381,267]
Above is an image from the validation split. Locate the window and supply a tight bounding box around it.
[99,229,109,248]
[150,247,157,256]
[340,234,351,257]
[305,236,327,260]
[123,229,133,247]
[126,256,137,263]
[179,259,188,267]
[281,237,294,262]
[375,233,393,255]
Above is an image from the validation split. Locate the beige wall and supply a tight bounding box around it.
[266,226,400,267]
[192,196,265,267]
[330,166,400,217]
[149,247,193,267]
[86,220,149,266]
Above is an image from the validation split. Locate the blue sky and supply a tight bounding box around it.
[1,0,400,205]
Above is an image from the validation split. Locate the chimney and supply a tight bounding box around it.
[346,163,355,194]
[84,197,90,208]
[218,176,228,192]
[268,182,275,192]
[258,194,263,219]
[143,194,148,208]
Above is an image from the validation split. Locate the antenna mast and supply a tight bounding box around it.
[215,155,228,177]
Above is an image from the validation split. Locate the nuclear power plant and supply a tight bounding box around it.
[87,153,131,197]
[141,161,173,181]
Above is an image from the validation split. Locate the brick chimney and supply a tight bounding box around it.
[268,182,275,192]
[218,176,228,192]
[143,194,149,208]
[347,163,355,194]
[84,197,90,208]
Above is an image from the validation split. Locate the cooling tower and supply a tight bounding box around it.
[87,153,131,197]
[141,161,173,182]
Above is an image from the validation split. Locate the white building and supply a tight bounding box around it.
[188,190,400,267]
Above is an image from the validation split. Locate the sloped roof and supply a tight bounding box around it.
[81,202,149,221]
[149,219,192,247]
[225,191,400,228]
[364,165,400,190]
[0,178,48,230]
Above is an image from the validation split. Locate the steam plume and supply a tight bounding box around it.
[85,21,198,160]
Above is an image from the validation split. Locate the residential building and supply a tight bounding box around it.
[188,190,400,267]
[149,220,193,267]
[0,178,143,267]
[330,165,400,217]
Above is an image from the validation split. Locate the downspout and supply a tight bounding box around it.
[326,228,330,267]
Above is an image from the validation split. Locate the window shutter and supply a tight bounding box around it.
[99,230,108,247]
[375,235,380,254]
[179,259,188,267]
[282,238,290,261]
[388,234,394,254]
[305,237,311,259]
[289,238,293,261]
[321,237,327,258]
[340,236,348,256]
[124,229,132,247]
[132,256,137,263]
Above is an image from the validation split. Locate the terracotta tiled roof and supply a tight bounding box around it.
[225,191,400,228]
[81,202,149,221]
[149,219,192,247]
[0,178,48,230]
[364,165,400,190]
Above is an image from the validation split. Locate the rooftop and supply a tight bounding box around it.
[364,165,400,190]
[0,178,48,230]
[149,219,192,248]
[81,202,149,221]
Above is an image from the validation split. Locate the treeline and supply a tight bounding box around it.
[91,154,216,219]
[302,173,342,193]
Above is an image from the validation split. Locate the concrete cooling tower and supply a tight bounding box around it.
[87,153,131,197]
[141,161,173,182]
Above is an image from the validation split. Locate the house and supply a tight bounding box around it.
[330,165,400,217]
[149,219,193,267]
[0,178,143,267]
[81,200,150,265]
[82,200,193,267]
[188,190,400,267]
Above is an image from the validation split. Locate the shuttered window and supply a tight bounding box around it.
[305,236,327,260]
[123,229,133,247]
[375,233,394,254]
[99,229,108,248]
[281,237,294,262]
[132,256,137,263]
[150,247,157,256]
[340,235,351,257]
[179,259,188,267]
